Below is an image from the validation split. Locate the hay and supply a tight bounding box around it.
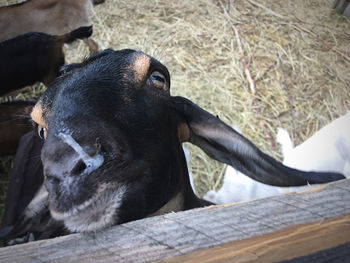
[0,0,349,200]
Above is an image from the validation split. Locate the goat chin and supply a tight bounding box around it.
[51,184,128,233]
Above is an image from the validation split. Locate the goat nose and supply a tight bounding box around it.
[57,132,104,174]
[71,155,104,175]
[71,159,89,175]
[45,154,103,182]
[43,132,104,181]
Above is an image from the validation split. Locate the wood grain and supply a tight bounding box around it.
[159,214,350,263]
[0,178,349,263]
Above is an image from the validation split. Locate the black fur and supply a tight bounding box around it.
[1,49,345,243]
[0,26,92,96]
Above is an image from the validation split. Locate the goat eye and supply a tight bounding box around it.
[38,126,47,140]
[148,71,167,90]
[59,66,68,75]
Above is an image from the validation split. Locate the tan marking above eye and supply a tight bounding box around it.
[131,52,151,83]
[31,102,47,128]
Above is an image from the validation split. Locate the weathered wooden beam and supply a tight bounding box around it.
[0,178,349,263]
[159,214,350,263]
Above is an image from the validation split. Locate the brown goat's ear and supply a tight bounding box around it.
[171,96,345,187]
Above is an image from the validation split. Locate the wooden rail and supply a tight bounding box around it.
[0,178,349,263]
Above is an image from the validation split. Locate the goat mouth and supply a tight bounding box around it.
[50,183,127,233]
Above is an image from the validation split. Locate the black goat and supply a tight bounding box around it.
[0,26,92,96]
[1,49,345,243]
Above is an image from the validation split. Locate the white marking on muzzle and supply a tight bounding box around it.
[51,184,128,233]
[58,132,104,174]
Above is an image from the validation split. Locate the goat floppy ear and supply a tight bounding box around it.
[172,96,345,186]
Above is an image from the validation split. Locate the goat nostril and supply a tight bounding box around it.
[46,174,60,185]
[72,160,87,175]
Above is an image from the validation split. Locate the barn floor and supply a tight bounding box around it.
[0,0,349,219]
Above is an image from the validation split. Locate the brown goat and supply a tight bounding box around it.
[0,0,102,54]
[0,101,35,156]
[1,130,48,245]
[0,26,92,96]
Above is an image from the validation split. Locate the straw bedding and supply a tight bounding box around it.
[0,0,349,217]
